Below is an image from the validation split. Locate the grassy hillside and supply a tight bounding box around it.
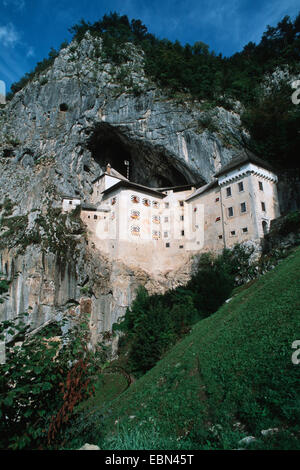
[66,246,300,450]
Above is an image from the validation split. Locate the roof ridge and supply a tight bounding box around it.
[214,149,275,177]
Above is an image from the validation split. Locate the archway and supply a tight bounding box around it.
[262,220,268,236]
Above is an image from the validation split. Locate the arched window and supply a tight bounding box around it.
[152,215,160,224]
[131,210,140,220]
[131,195,140,204]
[262,220,268,236]
[152,230,161,239]
[143,198,151,207]
[131,226,140,236]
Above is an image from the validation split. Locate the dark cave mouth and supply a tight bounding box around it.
[85,122,199,188]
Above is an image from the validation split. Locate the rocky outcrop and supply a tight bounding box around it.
[79,443,100,450]
[263,210,300,252]
[277,169,300,215]
[0,33,246,202]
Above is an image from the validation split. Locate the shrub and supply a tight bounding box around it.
[187,252,235,316]
[0,313,97,450]
[278,211,300,236]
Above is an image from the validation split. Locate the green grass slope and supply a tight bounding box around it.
[69,247,300,450]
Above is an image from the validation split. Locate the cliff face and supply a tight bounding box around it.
[0,32,260,339]
[0,33,246,196]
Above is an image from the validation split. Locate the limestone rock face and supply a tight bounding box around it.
[0,229,198,346]
[0,32,265,340]
[0,33,246,201]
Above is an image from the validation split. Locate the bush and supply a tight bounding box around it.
[0,313,98,450]
[278,211,300,236]
[187,252,235,315]
[115,287,174,375]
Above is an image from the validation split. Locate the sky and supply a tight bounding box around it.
[0,0,299,91]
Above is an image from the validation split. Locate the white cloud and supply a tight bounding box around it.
[0,44,26,86]
[2,0,25,10]
[0,23,20,47]
[26,46,35,58]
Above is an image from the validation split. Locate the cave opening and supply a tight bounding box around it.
[86,123,132,181]
[86,122,202,188]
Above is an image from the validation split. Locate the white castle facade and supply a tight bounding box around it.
[63,151,280,274]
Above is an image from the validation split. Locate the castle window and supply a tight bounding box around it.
[261,202,266,212]
[152,201,160,209]
[242,227,248,233]
[194,207,197,212]
[164,216,169,223]
[166,242,170,248]
[218,235,223,239]
[215,197,219,202]
[94,215,98,220]
[131,195,140,204]
[152,215,160,224]
[238,181,244,192]
[165,202,169,208]
[226,187,232,197]
[179,245,184,249]
[143,198,151,207]
[131,210,140,220]
[181,230,185,236]
[259,181,264,191]
[164,231,168,238]
[152,230,160,239]
[230,230,236,237]
[240,202,246,213]
[111,197,116,205]
[69,201,72,205]
[180,215,184,221]
[131,226,140,236]
[179,200,184,207]
[228,207,234,217]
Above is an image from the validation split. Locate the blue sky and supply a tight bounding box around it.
[0,0,299,91]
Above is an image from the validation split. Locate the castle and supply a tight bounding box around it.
[62,150,280,274]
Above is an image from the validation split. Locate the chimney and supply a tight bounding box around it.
[106,163,111,175]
